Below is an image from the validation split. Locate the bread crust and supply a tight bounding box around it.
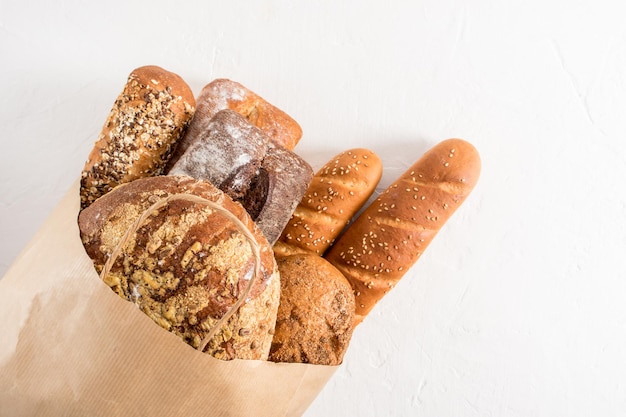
[80,66,195,208]
[324,139,481,324]
[273,148,382,257]
[78,175,279,360]
[269,253,355,365]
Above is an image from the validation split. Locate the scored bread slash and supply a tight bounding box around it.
[324,138,481,325]
[269,253,355,366]
[273,148,383,258]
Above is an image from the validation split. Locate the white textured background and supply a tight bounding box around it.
[2,1,626,416]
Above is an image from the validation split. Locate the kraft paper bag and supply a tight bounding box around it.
[0,180,337,417]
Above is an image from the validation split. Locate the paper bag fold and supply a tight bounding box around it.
[0,181,337,417]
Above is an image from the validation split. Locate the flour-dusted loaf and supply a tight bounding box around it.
[78,175,280,361]
[269,253,355,366]
[324,139,481,324]
[168,109,270,201]
[167,109,313,246]
[80,66,195,209]
[273,148,383,257]
[168,78,302,170]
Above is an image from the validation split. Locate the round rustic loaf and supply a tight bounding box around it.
[78,175,280,361]
[269,253,355,366]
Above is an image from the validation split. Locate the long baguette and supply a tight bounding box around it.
[324,138,481,324]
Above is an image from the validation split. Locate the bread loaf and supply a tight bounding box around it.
[168,78,302,170]
[78,175,280,361]
[167,109,269,201]
[273,148,383,257]
[80,66,195,208]
[167,108,313,246]
[246,143,314,246]
[269,253,355,365]
[324,139,481,324]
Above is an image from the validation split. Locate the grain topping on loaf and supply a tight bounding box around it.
[79,175,280,360]
[80,66,195,208]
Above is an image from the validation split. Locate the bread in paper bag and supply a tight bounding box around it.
[0,181,338,417]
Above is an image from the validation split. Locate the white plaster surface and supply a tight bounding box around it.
[2,1,626,415]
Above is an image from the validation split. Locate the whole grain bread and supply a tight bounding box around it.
[78,175,280,361]
[80,66,195,208]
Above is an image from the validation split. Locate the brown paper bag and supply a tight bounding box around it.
[0,180,337,417]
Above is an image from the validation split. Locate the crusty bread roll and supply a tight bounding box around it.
[273,148,383,258]
[80,66,195,209]
[324,139,481,324]
[269,253,355,365]
[78,175,280,361]
[168,78,302,170]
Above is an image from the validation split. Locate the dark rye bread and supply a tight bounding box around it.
[80,66,195,209]
[167,111,313,246]
[167,109,269,201]
[78,175,280,361]
[249,143,313,245]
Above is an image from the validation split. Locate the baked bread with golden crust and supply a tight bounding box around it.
[324,139,481,324]
[78,175,280,361]
[80,66,195,208]
[269,253,355,365]
[273,148,382,257]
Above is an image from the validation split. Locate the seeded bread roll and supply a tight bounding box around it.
[168,78,302,169]
[324,139,481,324]
[80,66,195,209]
[269,253,355,365]
[273,148,383,258]
[78,175,280,361]
[168,109,270,201]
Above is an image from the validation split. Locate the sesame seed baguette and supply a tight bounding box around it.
[80,65,196,209]
[273,148,383,258]
[324,139,481,325]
